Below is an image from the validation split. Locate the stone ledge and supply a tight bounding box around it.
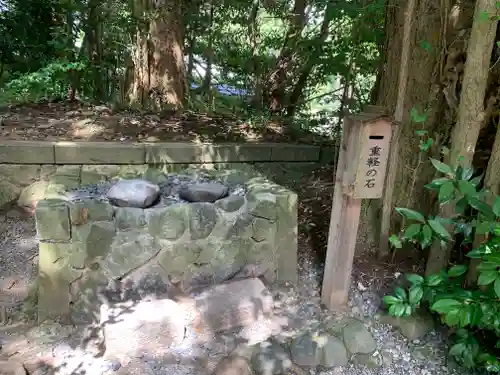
[0,141,55,163]
[0,141,327,164]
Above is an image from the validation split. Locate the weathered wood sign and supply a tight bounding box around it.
[321,107,395,310]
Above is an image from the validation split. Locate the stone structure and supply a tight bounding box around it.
[34,165,298,324]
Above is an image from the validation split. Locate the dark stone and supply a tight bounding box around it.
[179,182,229,203]
[106,179,160,208]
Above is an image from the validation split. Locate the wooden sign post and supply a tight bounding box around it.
[321,108,394,310]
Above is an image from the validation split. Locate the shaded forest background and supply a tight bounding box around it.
[3,0,500,371]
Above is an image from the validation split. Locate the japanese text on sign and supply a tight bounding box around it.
[364,145,382,189]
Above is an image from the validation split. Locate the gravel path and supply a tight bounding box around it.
[0,210,38,319]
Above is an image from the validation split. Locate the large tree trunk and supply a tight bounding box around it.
[426,0,498,276]
[368,0,455,255]
[129,0,187,110]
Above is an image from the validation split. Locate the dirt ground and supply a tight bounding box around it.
[0,102,334,144]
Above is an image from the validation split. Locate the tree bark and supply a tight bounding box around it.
[265,0,307,113]
[249,0,262,111]
[378,0,415,258]
[368,0,452,257]
[129,0,187,110]
[285,0,334,117]
[426,0,498,276]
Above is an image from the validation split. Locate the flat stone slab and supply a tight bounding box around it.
[194,278,274,333]
[100,299,186,359]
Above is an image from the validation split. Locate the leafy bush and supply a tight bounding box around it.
[0,60,87,104]
[384,157,500,372]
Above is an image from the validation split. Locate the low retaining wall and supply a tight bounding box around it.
[0,141,337,209]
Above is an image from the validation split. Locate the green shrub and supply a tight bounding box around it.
[0,60,87,104]
[384,157,500,372]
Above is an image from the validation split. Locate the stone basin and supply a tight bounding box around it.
[34,166,297,324]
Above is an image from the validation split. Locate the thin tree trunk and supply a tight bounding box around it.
[202,0,214,108]
[265,0,307,113]
[378,0,416,258]
[426,0,498,276]
[286,1,334,117]
[249,0,262,111]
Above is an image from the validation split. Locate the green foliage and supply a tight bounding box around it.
[0,60,87,104]
[0,0,384,128]
[385,158,500,372]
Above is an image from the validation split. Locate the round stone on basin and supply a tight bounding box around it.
[179,182,229,203]
[106,179,160,208]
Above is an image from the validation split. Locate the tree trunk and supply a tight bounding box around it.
[426,0,498,276]
[378,0,416,258]
[129,0,187,110]
[286,1,334,117]
[265,0,307,113]
[369,0,453,257]
[249,0,262,112]
[201,0,214,95]
[87,0,104,101]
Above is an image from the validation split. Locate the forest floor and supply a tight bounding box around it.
[0,102,334,143]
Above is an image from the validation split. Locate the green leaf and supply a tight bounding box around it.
[395,207,426,223]
[459,308,472,327]
[458,180,476,197]
[444,309,461,326]
[421,224,433,248]
[439,181,455,203]
[461,167,474,181]
[448,265,468,278]
[493,196,500,217]
[428,219,452,240]
[383,295,401,306]
[450,342,467,356]
[388,304,398,316]
[432,298,461,314]
[394,287,407,301]
[494,277,500,298]
[455,197,469,214]
[404,223,422,239]
[406,273,424,285]
[415,130,428,136]
[393,303,407,317]
[419,138,433,152]
[409,286,424,305]
[477,271,498,286]
[469,174,483,187]
[468,197,495,220]
[426,274,443,286]
[477,261,499,271]
[429,158,453,175]
[419,40,432,53]
[410,107,428,123]
[479,10,490,21]
[425,177,451,191]
[389,234,403,249]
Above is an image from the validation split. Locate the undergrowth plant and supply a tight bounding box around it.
[384,157,500,372]
[0,60,87,104]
